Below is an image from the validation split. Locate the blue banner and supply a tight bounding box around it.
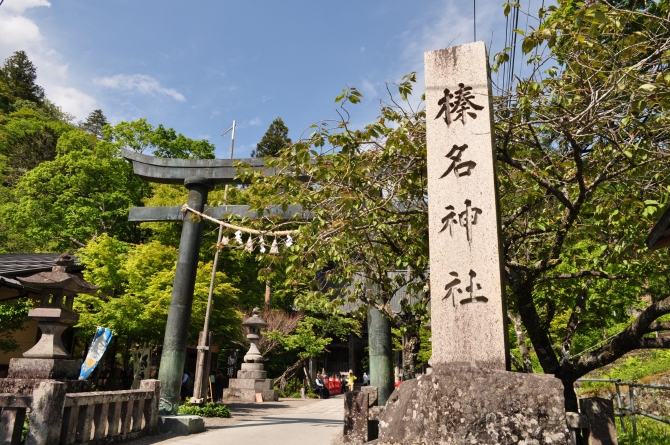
[79,327,113,381]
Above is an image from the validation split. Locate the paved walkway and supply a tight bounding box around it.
[135,397,344,445]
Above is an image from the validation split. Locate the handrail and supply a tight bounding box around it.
[576,377,670,440]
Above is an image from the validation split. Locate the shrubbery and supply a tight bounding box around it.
[178,402,231,418]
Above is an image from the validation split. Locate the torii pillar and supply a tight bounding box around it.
[122,149,275,415]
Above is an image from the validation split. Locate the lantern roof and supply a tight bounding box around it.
[15,254,99,294]
[242,307,267,329]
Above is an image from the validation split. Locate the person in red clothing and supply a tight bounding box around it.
[394,376,402,388]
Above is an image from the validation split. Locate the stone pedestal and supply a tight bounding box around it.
[375,364,570,445]
[580,398,618,445]
[159,415,205,435]
[222,363,278,402]
[0,358,90,395]
[344,391,370,444]
[8,358,80,380]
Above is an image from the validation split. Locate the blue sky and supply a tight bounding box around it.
[0,0,536,158]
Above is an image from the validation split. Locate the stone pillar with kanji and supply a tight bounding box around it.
[374,42,571,445]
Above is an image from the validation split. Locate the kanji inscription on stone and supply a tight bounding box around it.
[425,42,508,370]
[440,144,477,178]
[435,84,485,126]
[442,270,488,306]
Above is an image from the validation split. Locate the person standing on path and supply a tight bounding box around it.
[362,372,369,386]
[346,371,357,392]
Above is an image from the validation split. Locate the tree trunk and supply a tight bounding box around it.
[402,329,420,379]
[508,312,533,373]
[265,281,271,310]
[276,357,305,391]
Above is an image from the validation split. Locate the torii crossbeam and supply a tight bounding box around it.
[121,149,305,415]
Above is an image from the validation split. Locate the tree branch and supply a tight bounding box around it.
[571,294,670,378]
[543,270,625,280]
[561,292,587,364]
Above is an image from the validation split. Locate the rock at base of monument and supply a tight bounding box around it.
[377,364,570,445]
[0,378,90,395]
[8,358,81,380]
[262,389,279,402]
[222,388,257,403]
[237,369,267,379]
[159,415,205,435]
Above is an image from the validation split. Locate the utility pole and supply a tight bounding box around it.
[191,120,237,404]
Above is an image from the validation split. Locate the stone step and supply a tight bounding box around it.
[222,388,256,403]
[228,378,274,391]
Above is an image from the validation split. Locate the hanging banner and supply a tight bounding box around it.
[225,349,238,378]
[131,348,151,389]
[79,327,113,381]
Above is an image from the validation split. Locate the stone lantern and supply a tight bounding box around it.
[7,254,99,383]
[222,307,279,403]
[242,307,267,363]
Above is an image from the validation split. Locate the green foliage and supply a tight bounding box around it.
[579,351,670,393]
[617,416,670,445]
[0,130,149,251]
[243,73,428,375]
[1,51,44,104]
[75,234,242,346]
[79,109,109,139]
[266,294,359,359]
[251,117,292,158]
[102,118,215,159]
[490,0,670,391]
[0,298,32,353]
[178,402,231,418]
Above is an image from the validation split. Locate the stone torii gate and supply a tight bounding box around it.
[121,149,307,415]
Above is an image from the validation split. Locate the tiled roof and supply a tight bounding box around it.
[0,253,81,278]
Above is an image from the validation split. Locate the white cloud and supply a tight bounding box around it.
[0,14,42,50]
[48,86,96,121]
[248,117,261,126]
[397,0,503,75]
[0,0,97,119]
[2,0,50,14]
[94,74,186,102]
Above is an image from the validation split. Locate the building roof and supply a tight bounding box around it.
[646,204,670,250]
[0,253,81,278]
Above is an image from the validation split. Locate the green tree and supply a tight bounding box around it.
[103,118,215,159]
[251,117,292,157]
[266,293,359,389]
[0,130,149,251]
[1,51,44,103]
[242,0,670,407]
[0,298,32,353]
[80,109,109,139]
[242,78,429,379]
[75,234,242,347]
[0,107,72,186]
[490,0,670,410]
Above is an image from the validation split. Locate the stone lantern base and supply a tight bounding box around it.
[222,363,279,403]
[0,360,91,395]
